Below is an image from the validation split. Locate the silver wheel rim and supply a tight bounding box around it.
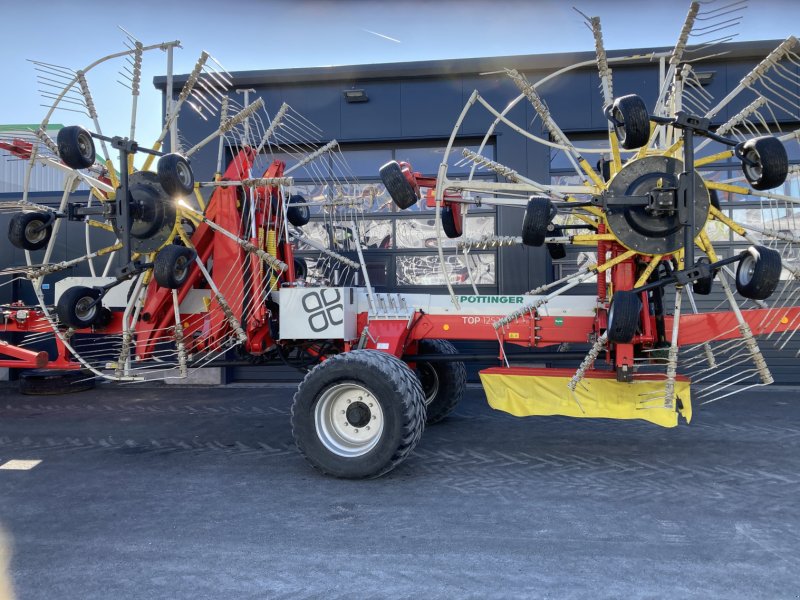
[78,132,93,161]
[24,220,47,244]
[417,363,440,406]
[173,255,188,283]
[739,254,756,286]
[176,161,191,187]
[744,149,762,180]
[314,383,384,457]
[75,296,97,322]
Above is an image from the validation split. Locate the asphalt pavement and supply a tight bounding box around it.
[0,381,799,599]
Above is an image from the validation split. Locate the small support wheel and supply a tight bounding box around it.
[157,153,195,196]
[291,350,426,479]
[736,245,782,300]
[708,188,721,211]
[57,125,95,170]
[153,244,195,289]
[521,197,553,247]
[596,157,612,182]
[8,212,53,251]
[293,256,308,280]
[692,257,715,296]
[739,136,788,191]
[607,95,650,150]
[286,195,310,227]
[56,286,103,329]
[441,205,462,239]
[607,291,641,343]
[415,339,467,425]
[547,243,567,260]
[379,160,418,210]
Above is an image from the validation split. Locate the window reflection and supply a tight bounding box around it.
[396,216,494,249]
[396,253,495,286]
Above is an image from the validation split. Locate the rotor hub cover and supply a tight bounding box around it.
[114,171,177,254]
[605,155,709,255]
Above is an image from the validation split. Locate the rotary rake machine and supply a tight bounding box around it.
[0,37,372,417]
[2,5,800,480]
[371,2,800,466]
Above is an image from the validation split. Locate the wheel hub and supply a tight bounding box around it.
[24,220,47,244]
[345,401,371,427]
[605,155,710,254]
[314,383,384,457]
[417,362,439,406]
[75,296,97,321]
[113,171,177,254]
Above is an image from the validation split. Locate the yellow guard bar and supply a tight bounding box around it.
[480,367,692,428]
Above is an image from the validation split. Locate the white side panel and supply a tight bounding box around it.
[356,291,598,318]
[277,287,357,340]
[54,277,133,308]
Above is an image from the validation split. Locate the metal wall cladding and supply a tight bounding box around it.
[0,154,88,194]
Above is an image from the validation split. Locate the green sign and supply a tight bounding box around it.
[554,317,564,326]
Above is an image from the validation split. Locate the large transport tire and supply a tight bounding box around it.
[441,205,462,239]
[736,245,782,300]
[291,350,426,479]
[379,160,418,210]
[607,291,641,343]
[157,153,194,196]
[521,197,553,247]
[57,125,95,170]
[19,369,95,395]
[8,212,53,251]
[608,94,650,150]
[415,339,467,425]
[739,136,788,191]
[153,244,195,289]
[56,286,103,329]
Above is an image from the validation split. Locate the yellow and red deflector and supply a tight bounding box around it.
[479,367,692,428]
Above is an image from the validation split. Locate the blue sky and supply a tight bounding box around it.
[1,0,797,151]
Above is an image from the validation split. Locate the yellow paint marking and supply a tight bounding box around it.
[695,150,734,167]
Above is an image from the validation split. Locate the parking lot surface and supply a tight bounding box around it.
[0,382,799,599]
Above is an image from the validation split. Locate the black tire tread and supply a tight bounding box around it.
[379,161,418,210]
[286,195,311,227]
[611,95,650,150]
[547,243,567,260]
[153,244,194,289]
[157,153,194,196]
[692,257,715,296]
[291,350,425,479]
[736,245,782,300]
[19,369,95,395]
[7,212,52,251]
[56,286,102,329]
[522,197,552,247]
[441,206,462,239]
[417,339,467,425]
[607,291,641,343]
[57,125,95,170]
[741,136,788,191]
